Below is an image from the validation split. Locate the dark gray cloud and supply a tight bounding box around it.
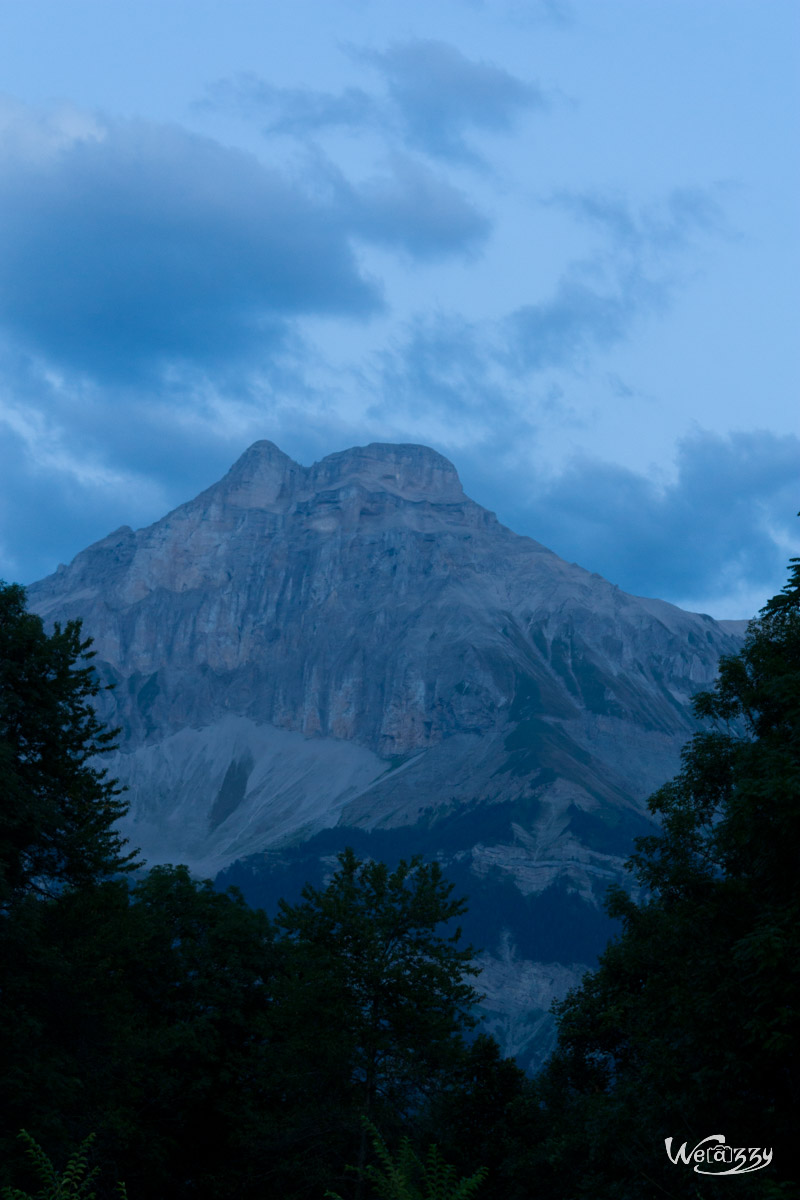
[0,330,333,585]
[0,102,497,586]
[0,424,148,586]
[358,38,545,162]
[507,430,800,614]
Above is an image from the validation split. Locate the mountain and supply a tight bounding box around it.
[28,440,747,1064]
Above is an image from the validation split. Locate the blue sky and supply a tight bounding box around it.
[0,0,797,617]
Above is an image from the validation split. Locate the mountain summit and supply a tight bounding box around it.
[28,440,745,1062]
[210,440,467,512]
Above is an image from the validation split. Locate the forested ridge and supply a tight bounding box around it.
[0,564,797,1198]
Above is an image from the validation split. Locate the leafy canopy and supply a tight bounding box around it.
[276,848,482,1116]
[534,557,800,1197]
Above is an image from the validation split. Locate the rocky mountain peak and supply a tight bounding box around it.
[215,439,304,510]
[213,439,467,512]
[310,442,465,504]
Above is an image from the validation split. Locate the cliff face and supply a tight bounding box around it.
[28,440,746,1064]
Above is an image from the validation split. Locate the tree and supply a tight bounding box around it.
[275,849,482,1195]
[417,1035,531,1200]
[0,582,136,903]
[526,558,800,1198]
[0,867,280,1199]
[277,849,481,1112]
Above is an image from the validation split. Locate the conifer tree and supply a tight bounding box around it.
[0,582,136,905]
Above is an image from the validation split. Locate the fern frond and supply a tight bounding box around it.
[1,1131,118,1200]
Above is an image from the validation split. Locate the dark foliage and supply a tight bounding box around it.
[0,582,493,1197]
[4,558,796,1197]
[520,558,800,1197]
[0,581,136,902]
[273,850,482,1197]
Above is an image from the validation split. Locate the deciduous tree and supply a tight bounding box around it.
[528,558,800,1197]
[275,849,482,1195]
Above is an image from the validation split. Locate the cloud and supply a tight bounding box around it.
[0,100,497,584]
[357,187,726,422]
[509,430,800,616]
[455,0,573,25]
[506,188,727,372]
[0,104,498,384]
[344,156,490,259]
[203,40,544,167]
[552,186,728,261]
[358,38,545,162]
[0,94,106,162]
[0,93,771,618]
[366,312,510,428]
[199,74,377,137]
[346,304,797,616]
[507,278,639,371]
[0,329,339,585]
[0,376,170,584]
[0,113,383,381]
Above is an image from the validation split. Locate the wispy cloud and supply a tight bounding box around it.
[551,187,729,261]
[202,38,545,167]
[199,74,377,137]
[343,155,491,259]
[0,361,172,583]
[365,312,518,431]
[506,188,729,372]
[359,185,728,420]
[355,38,546,163]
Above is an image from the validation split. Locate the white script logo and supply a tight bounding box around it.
[665,1135,773,1176]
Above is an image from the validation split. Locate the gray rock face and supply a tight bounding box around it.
[28,440,746,1065]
